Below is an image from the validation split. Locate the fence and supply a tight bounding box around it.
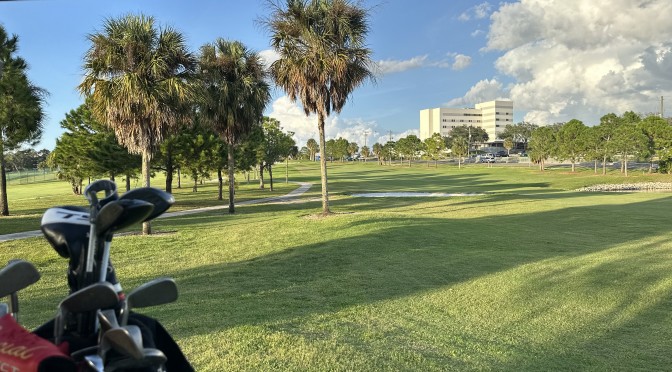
[6,169,58,185]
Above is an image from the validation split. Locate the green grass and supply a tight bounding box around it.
[2,162,672,370]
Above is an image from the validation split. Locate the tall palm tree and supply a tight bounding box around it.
[79,14,195,233]
[197,39,270,213]
[0,26,45,216]
[265,0,375,215]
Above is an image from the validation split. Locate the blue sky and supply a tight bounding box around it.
[2,0,671,150]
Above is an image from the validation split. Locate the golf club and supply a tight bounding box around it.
[0,259,41,322]
[54,282,119,344]
[120,278,178,326]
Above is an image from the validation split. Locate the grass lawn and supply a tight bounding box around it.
[2,161,672,370]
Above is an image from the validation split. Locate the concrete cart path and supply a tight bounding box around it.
[0,182,312,243]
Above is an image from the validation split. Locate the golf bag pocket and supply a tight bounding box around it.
[0,314,76,372]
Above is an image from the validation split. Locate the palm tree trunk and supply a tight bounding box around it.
[0,148,9,216]
[142,150,151,234]
[217,168,223,200]
[227,143,235,214]
[317,112,330,215]
[165,148,173,193]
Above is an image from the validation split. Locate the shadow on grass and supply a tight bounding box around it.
[158,197,672,345]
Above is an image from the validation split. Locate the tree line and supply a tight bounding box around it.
[1,0,376,223]
[526,112,672,175]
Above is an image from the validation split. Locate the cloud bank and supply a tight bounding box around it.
[450,0,672,124]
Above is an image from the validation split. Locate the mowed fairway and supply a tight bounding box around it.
[2,162,672,370]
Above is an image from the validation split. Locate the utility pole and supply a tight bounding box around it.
[363,130,369,147]
[388,130,393,142]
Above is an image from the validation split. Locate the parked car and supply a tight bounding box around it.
[496,150,508,157]
[480,155,496,163]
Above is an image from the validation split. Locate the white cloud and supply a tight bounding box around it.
[459,2,492,21]
[376,55,428,74]
[445,79,506,107]
[268,96,380,147]
[258,49,280,70]
[452,54,472,70]
[449,0,672,124]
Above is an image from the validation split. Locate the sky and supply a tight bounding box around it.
[2,0,671,151]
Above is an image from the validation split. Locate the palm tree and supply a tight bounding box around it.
[79,14,195,234]
[197,39,270,214]
[306,138,319,161]
[265,0,375,215]
[0,26,45,216]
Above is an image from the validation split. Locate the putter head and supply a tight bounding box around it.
[96,199,154,236]
[84,180,118,208]
[119,187,174,222]
[0,260,40,298]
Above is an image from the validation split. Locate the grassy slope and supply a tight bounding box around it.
[2,162,672,371]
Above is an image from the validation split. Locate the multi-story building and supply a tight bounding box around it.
[419,100,514,143]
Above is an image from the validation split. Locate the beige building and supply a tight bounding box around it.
[419,100,514,142]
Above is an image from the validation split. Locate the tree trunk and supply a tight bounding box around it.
[317,112,330,215]
[269,165,274,192]
[165,148,173,193]
[110,172,115,182]
[285,158,289,184]
[594,160,598,174]
[602,155,607,175]
[217,168,223,201]
[192,175,198,192]
[0,148,9,216]
[571,162,575,172]
[125,173,131,192]
[259,163,265,189]
[142,150,152,235]
[458,158,462,169]
[177,167,181,189]
[624,154,628,177]
[227,142,235,214]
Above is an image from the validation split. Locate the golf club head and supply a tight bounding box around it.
[98,309,120,333]
[101,325,145,360]
[127,278,178,309]
[0,259,40,298]
[84,354,104,372]
[41,206,89,259]
[96,199,154,236]
[84,180,118,208]
[119,187,174,222]
[59,282,119,314]
[121,278,177,326]
[104,348,167,372]
[55,282,120,344]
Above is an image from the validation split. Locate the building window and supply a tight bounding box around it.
[460,120,464,122]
